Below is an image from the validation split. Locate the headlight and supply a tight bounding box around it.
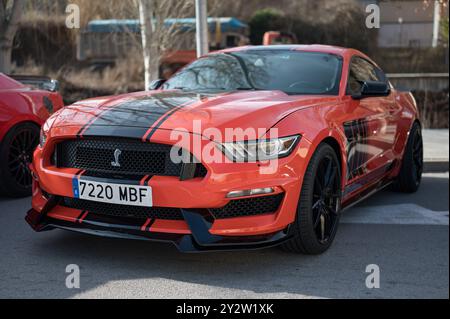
[39,128,47,148]
[220,135,300,162]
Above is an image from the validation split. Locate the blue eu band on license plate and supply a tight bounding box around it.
[72,179,153,207]
[72,177,80,198]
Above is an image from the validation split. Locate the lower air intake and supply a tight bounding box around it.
[210,193,284,219]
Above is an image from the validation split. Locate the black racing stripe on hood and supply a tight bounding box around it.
[80,92,204,138]
[144,103,187,141]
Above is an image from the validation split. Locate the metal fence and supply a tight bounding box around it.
[387,73,449,92]
[387,73,449,129]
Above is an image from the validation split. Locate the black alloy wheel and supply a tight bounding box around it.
[281,143,342,254]
[0,123,40,197]
[312,155,341,244]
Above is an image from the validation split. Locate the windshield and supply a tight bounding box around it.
[163,50,342,95]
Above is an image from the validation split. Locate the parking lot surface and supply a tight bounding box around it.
[0,173,448,299]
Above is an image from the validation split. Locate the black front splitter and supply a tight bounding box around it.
[25,208,292,253]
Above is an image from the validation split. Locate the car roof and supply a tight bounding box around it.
[223,44,371,57]
[216,45,376,67]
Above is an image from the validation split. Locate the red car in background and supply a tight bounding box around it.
[0,73,64,197]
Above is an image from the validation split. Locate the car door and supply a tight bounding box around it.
[344,56,396,186]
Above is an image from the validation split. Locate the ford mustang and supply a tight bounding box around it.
[0,73,64,197]
[26,45,423,254]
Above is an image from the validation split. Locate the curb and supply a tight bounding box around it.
[424,160,449,173]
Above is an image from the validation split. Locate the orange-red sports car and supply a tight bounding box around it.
[26,45,423,254]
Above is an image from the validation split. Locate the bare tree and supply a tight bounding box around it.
[138,0,194,89]
[0,0,25,73]
[139,0,156,89]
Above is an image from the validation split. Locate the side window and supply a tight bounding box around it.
[347,57,385,95]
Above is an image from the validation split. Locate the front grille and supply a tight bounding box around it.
[61,197,183,220]
[210,193,284,219]
[56,138,207,179]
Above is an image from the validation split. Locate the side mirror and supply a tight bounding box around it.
[148,79,166,91]
[42,79,60,92]
[352,81,390,99]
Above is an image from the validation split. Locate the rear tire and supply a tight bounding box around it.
[281,143,342,255]
[0,123,40,198]
[393,122,423,193]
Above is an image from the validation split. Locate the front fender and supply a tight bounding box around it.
[266,105,349,185]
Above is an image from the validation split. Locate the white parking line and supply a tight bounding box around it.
[341,204,449,226]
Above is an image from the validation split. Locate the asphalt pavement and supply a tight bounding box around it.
[0,173,448,299]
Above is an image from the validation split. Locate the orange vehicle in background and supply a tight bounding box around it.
[263,31,298,45]
[77,18,300,78]
[77,18,250,78]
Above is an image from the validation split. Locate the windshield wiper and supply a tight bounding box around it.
[234,87,261,91]
[173,86,261,93]
[173,87,229,92]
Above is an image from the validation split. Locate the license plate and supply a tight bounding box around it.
[73,179,152,207]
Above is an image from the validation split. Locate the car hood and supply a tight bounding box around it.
[50,90,336,140]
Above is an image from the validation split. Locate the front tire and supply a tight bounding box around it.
[281,143,342,255]
[0,123,40,197]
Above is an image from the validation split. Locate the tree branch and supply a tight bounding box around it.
[0,0,25,45]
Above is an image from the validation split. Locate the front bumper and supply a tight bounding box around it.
[26,204,292,252]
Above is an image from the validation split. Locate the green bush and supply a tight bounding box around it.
[249,4,376,53]
[441,17,449,45]
[288,5,375,53]
[249,8,286,45]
